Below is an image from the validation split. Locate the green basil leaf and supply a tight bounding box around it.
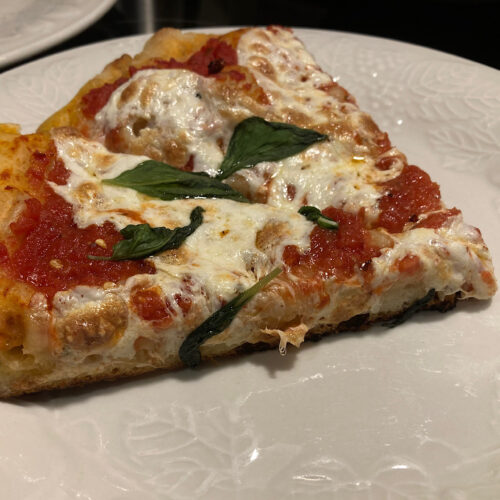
[298,206,338,230]
[103,160,249,202]
[216,117,328,179]
[179,267,282,368]
[89,206,204,261]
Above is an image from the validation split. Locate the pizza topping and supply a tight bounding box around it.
[51,135,313,307]
[216,116,327,179]
[179,267,282,368]
[377,165,442,233]
[81,77,128,120]
[131,285,193,326]
[131,38,237,78]
[100,117,326,201]
[7,192,154,301]
[103,159,249,202]
[298,205,339,230]
[415,208,461,229]
[97,68,251,175]
[82,38,237,120]
[237,27,365,135]
[89,206,204,261]
[283,207,381,281]
[131,287,174,325]
[239,144,384,219]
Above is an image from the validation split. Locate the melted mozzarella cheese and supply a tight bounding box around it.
[237,28,358,124]
[52,134,313,361]
[237,142,390,221]
[234,28,405,213]
[95,69,250,176]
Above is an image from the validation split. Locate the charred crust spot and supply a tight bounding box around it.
[208,58,225,75]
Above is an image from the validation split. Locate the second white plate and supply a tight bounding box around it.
[0,0,115,68]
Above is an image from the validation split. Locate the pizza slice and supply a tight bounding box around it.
[0,27,495,397]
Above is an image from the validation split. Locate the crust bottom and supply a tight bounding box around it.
[0,292,459,399]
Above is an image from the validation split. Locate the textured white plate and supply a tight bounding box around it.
[0,0,115,68]
[0,29,500,499]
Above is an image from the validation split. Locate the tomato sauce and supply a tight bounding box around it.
[377,165,442,233]
[131,287,192,325]
[81,38,238,119]
[3,146,154,302]
[81,77,128,120]
[131,288,173,324]
[415,208,460,229]
[283,207,381,281]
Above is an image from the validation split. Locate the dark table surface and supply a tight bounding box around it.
[2,0,499,72]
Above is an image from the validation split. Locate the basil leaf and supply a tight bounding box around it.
[298,206,338,230]
[216,117,328,179]
[179,267,282,368]
[103,160,249,202]
[89,206,204,261]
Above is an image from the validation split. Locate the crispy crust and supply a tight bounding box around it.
[2,292,458,398]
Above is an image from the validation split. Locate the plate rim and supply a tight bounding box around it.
[2,25,499,81]
[0,0,116,68]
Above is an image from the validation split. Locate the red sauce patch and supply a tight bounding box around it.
[81,77,128,119]
[0,243,9,266]
[131,287,191,325]
[174,293,192,315]
[3,146,154,301]
[180,155,195,172]
[9,198,42,238]
[415,208,460,229]
[375,156,398,171]
[377,165,442,233]
[131,288,173,324]
[283,207,381,281]
[132,39,237,77]
[9,194,153,300]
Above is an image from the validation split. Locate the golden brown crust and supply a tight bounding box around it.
[1,292,459,398]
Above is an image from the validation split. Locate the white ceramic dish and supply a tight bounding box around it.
[0,0,115,68]
[0,28,499,499]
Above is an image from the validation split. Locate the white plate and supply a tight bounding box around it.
[0,0,115,68]
[1,28,500,499]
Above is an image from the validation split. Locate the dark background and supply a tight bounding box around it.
[3,0,500,71]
